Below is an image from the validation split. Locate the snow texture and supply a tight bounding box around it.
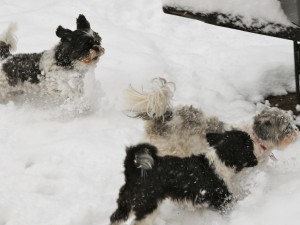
[0,0,299,225]
[162,0,294,26]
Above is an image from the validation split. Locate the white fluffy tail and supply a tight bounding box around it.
[0,22,18,52]
[124,78,175,119]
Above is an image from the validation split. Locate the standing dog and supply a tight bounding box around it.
[0,14,104,101]
[110,130,258,225]
[124,78,298,162]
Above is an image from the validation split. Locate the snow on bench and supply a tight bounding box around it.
[162,0,300,40]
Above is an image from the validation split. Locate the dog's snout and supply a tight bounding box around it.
[99,46,105,56]
[93,45,105,56]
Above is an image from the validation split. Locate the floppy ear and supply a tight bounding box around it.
[56,26,73,40]
[77,14,90,30]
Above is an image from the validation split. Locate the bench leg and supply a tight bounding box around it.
[294,41,300,104]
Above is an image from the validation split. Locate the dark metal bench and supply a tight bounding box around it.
[163,0,300,103]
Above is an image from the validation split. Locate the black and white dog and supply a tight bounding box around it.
[110,130,258,225]
[0,14,104,101]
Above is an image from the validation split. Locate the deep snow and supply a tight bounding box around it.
[0,0,299,225]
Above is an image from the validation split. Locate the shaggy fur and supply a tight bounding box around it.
[124,78,298,162]
[110,130,258,225]
[0,14,104,101]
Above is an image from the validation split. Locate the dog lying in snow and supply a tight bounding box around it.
[0,14,104,101]
[124,78,299,163]
[110,130,258,225]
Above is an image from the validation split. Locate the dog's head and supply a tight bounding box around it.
[253,107,298,149]
[55,14,105,69]
[207,130,258,172]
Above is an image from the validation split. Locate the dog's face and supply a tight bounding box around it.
[253,107,298,149]
[55,14,105,68]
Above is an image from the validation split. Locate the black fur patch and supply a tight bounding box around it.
[0,41,11,59]
[206,130,258,172]
[76,14,90,30]
[2,53,43,86]
[111,131,258,224]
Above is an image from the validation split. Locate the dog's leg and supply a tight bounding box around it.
[210,190,232,213]
[131,204,160,225]
[110,185,132,225]
[110,204,131,225]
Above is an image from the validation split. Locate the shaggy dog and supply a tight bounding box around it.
[110,130,259,225]
[0,14,104,101]
[124,78,298,163]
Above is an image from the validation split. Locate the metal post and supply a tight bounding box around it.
[294,41,300,103]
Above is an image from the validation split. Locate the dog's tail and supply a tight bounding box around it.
[124,143,157,179]
[110,143,158,225]
[0,23,18,59]
[124,78,175,120]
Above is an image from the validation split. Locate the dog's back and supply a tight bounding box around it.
[0,23,45,88]
[111,143,234,225]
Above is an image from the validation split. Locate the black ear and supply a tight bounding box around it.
[77,14,90,30]
[56,26,73,40]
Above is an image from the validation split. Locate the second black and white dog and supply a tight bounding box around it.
[0,14,104,101]
[110,130,258,225]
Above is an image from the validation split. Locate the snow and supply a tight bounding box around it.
[162,0,294,26]
[0,0,299,225]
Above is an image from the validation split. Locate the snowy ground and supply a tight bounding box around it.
[0,0,300,225]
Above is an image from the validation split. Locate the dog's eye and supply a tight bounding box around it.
[284,124,293,134]
[95,39,101,45]
[94,35,101,45]
[264,121,271,126]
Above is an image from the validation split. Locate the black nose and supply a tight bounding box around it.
[92,45,99,52]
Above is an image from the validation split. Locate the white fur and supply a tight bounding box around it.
[124,78,175,118]
[0,47,92,101]
[38,48,86,98]
[136,152,154,170]
[84,29,94,38]
[146,131,211,157]
[205,149,236,189]
[0,22,18,52]
[142,107,229,158]
[131,207,160,225]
